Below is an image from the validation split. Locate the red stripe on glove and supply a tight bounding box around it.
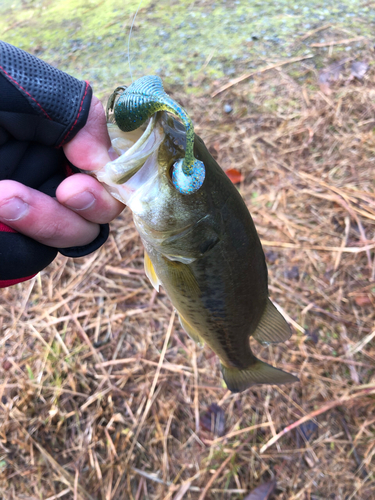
[0,274,37,288]
[0,222,17,233]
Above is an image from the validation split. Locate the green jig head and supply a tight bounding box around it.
[107,75,205,195]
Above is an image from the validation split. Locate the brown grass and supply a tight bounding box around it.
[1,52,375,500]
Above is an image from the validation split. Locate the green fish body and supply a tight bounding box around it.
[97,78,298,392]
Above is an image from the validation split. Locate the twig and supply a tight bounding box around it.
[347,330,375,356]
[45,489,71,500]
[334,216,350,271]
[340,415,368,479]
[340,326,360,385]
[204,422,272,445]
[260,386,375,453]
[310,36,366,47]
[297,23,332,43]
[198,450,236,500]
[287,351,372,369]
[18,427,93,500]
[2,16,34,34]
[80,387,112,411]
[125,310,175,463]
[211,55,314,97]
[95,357,193,374]
[60,298,108,377]
[172,481,192,500]
[74,468,79,500]
[261,240,375,253]
[192,347,200,433]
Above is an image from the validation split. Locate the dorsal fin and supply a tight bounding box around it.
[252,299,292,345]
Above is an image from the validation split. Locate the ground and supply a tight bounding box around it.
[0,1,375,499]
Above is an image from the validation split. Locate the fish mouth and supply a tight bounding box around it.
[94,113,166,204]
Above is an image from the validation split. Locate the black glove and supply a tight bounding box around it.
[0,41,108,287]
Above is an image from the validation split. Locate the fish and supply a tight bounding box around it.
[94,76,298,393]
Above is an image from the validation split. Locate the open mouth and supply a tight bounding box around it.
[104,114,165,185]
[93,113,166,205]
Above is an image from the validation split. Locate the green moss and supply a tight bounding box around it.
[1,0,373,95]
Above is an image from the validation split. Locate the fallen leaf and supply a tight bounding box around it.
[265,251,278,264]
[284,266,300,280]
[299,420,319,441]
[201,403,225,436]
[243,480,277,500]
[2,359,12,371]
[225,168,244,184]
[354,295,372,307]
[350,61,368,80]
[304,453,315,468]
[304,329,319,345]
[318,81,332,96]
[318,59,347,95]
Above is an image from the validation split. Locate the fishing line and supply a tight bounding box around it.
[127,0,144,83]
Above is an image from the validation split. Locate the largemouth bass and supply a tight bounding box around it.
[95,76,298,393]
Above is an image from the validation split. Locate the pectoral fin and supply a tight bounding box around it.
[252,299,292,345]
[221,359,298,393]
[164,257,201,297]
[160,215,220,259]
[144,251,161,292]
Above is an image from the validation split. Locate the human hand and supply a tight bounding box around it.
[0,41,126,286]
[0,96,124,249]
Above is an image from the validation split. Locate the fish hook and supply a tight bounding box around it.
[107,75,205,195]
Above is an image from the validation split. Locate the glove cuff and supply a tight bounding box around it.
[58,223,109,258]
[0,222,110,287]
[0,222,58,282]
[0,274,37,288]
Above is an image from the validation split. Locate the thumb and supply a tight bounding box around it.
[63,96,111,171]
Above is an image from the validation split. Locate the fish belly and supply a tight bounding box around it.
[143,237,266,370]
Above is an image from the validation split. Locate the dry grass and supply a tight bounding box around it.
[1,52,375,500]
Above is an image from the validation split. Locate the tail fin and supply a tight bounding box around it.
[221,359,298,393]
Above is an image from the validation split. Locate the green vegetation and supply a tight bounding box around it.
[1,0,374,94]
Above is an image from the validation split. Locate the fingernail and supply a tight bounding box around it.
[0,197,29,221]
[65,191,95,210]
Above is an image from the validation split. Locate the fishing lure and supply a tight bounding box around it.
[106,75,205,195]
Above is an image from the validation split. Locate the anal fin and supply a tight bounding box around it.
[144,251,161,292]
[252,298,292,345]
[178,313,204,347]
[221,359,298,393]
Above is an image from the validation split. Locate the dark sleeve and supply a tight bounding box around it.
[0,40,92,147]
[0,42,109,288]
